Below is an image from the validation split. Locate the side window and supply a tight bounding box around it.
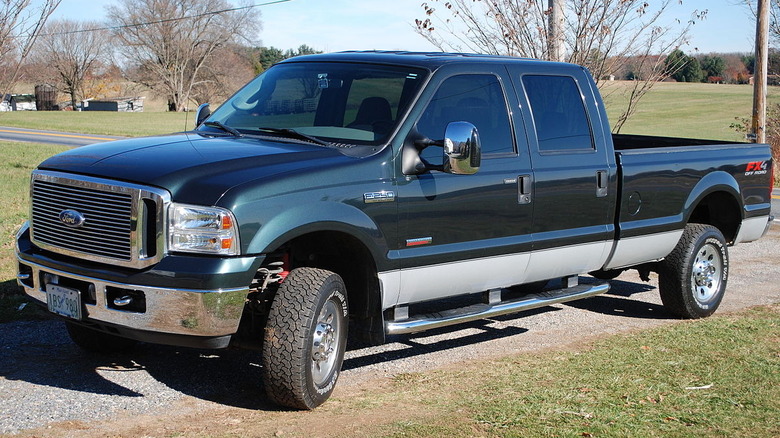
[417,74,514,158]
[522,75,593,151]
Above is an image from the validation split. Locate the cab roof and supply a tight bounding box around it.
[279,50,564,72]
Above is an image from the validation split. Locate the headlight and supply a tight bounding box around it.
[168,204,240,255]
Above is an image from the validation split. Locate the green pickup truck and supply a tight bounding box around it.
[16,51,774,409]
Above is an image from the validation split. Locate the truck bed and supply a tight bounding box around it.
[612,133,743,150]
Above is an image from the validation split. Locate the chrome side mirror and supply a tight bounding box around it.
[195,103,211,127]
[443,121,481,175]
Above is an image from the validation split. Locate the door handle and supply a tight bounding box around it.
[596,170,608,198]
[518,174,532,204]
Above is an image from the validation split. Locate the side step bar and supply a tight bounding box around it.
[385,282,610,335]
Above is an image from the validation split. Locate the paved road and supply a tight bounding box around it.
[0,126,125,147]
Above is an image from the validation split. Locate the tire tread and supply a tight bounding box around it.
[658,224,728,319]
[262,267,344,409]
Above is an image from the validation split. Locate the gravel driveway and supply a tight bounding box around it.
[2,226,779,435]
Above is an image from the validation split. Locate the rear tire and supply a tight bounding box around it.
[65,321,138,353]
[658,224,729,319]
[262,267,348,409]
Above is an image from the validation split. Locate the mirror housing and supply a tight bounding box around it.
[195,103,211,127]
[443,121,481,175]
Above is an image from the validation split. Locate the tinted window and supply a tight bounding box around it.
[417,74,514,157]
[522,75,593,151]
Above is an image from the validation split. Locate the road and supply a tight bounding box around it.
[0,126,125,147]
[1,226,778,436]
[774,188,780,220]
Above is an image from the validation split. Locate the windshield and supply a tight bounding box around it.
[200,62,428,146]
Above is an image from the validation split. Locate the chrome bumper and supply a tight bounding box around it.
[17,257,248,338]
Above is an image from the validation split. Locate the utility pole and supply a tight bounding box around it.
[548,0,565,62]
[751,0,769,143]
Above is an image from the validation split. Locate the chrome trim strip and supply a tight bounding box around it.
[386,283,610,335]
[387,242,609,308]
[17,257,248,337]
[30,170,171,269]
[603,229,684,270]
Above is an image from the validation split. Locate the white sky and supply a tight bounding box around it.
[50,0,759,55]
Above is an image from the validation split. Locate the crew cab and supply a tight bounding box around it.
[16,51,774,409]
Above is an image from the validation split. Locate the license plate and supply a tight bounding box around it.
[46,284,82,320]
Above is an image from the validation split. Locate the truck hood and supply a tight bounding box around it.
[37,133,352,205]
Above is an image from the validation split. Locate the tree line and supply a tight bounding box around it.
[1,0,323,112]
[658,50,766,84]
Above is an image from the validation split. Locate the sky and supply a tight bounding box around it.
[49,0,760,55]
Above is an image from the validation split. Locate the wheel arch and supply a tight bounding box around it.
[279,229,386,346]
[682,171,743,243]
[244,201,388,262]
[240,202,389,346]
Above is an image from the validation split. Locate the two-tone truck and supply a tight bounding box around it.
[16,52,774,409]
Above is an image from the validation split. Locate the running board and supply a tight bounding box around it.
[385,282,610,335]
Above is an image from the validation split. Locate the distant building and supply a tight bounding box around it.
[1,94,37,111]
[82,97,144,112]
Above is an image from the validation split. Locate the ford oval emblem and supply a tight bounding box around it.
[59,209,86,228]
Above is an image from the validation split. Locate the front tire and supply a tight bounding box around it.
[658,224,729,319]
[262,267,348,409]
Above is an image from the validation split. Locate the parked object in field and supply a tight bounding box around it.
[16,52,774,410]
[1,94,37,111]
[81,96,144,112]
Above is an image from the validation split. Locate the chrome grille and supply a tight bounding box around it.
[32,180,133,259]
[30,171,170,268]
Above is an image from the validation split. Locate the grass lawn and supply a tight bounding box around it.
[0,142,68,320]
[0,110,197,137]
[602,81,780,142]
[0,81,777,141]
[367,305,780,437]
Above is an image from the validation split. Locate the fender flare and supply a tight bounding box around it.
[245,201,388,262]
[682,171,743,224]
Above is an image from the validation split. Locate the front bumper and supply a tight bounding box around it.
[16,223,261,348]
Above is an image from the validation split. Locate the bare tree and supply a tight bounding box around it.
[106,0,260,111]
[415,0,706,132]
[36,20,109,108]
[191,43,256,105]
[0,0,60,98]
[741,0,780,45]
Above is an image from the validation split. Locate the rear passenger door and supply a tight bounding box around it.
[507,68,617,281]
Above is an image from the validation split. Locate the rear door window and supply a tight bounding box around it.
[522,75,594,152]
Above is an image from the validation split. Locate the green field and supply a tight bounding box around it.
[0,81,777,141]
[602,81,780,141]
[367,305,780,437]
[0,110,196,137]
[0,142,69,320]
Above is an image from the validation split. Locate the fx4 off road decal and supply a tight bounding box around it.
[745,161,768,176]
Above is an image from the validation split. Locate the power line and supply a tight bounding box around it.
[34,0,289,37]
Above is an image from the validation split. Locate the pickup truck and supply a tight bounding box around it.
[16,51,774,409]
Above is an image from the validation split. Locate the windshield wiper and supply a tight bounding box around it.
[257,127,330,146]
[203,121,243,138]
